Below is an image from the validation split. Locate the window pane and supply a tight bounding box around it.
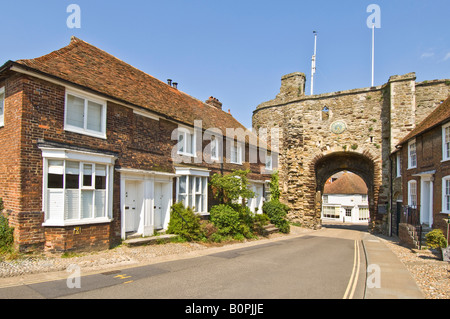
[67,94,85,128]
[186,132,193,154]
[179,176,186,194]
[65,189,79,220]
[211,136,217,158]
[83,164,92,187]
[48,160,64,188]
[94,190,106,218]
[48,174,64,189]
[81,190,93,219]
[66,162,80,189]
[87,100,102,132]
[178,133,184,153]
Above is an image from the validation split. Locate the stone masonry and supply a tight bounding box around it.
[253,72,450,234]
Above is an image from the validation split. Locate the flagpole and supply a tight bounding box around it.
[371,24,375,87]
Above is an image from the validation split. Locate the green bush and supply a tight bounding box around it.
[0,216,14,255]
[167,203,204,241]
[263,200,290,234]
[210,204,242,236]
[425,229,448,249]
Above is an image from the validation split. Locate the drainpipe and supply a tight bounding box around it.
[389,154,393,237]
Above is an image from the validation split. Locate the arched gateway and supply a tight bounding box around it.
[253,72,450,234]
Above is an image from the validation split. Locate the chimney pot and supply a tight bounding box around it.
[173,82,178,89]
[205,96,223,110]
[167,79,172,86]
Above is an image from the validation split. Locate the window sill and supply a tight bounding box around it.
[441,158,450,163]
[64,125,106,140]
[43,217,113,227]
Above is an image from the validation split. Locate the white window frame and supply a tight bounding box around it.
[177,126,196,157]
[408,139,417,169]
[396,153,401,177]
[265,151,273,171]
[408,180,417,208]
[442,122,450,162]
[210,135,219,161]
[64,89,107,139]
[230,140,243,165]
[40,147,115,226]
[175,167,209,214]
[0,87,4,127]
[442,176,450,214]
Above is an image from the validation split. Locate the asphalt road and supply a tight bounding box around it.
[0,225,367,300]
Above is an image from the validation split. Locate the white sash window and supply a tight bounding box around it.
[65,90,107,139]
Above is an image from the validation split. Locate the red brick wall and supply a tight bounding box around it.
[0,73,270,252]
[402,122,450,242]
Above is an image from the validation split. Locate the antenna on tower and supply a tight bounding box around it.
[311,31,318,95]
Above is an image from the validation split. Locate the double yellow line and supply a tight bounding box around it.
[343,240,361,299]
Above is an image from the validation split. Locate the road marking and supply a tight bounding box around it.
[343,240,360,299]
[114,274,132,280]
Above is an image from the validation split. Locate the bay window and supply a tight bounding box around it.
[41,146,115,226]
[65,90,107,139]
[177,175,208,213]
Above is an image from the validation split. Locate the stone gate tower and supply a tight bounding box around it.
[253,72,450,233]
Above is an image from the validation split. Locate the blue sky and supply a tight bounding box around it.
[1,0,449,128]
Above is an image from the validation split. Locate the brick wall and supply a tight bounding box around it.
[401,122,450,240]
[1,72,269,252]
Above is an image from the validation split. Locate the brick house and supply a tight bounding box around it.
[395,96,450,246]
[0,37,273,253]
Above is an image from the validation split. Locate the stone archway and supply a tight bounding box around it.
[313,152,380,232]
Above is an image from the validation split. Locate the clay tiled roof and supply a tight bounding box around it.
[12,37,251,136]
[398,96,450,145]
[324,172,368,195]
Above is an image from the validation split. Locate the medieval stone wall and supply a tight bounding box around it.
[253,72,450,233]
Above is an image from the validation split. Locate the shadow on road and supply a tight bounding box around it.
[321,222,369,233]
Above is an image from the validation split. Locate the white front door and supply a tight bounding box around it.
[420,179,433,227]
[254,185,263,214]
[125,181,140,233]
[154,182,164,229]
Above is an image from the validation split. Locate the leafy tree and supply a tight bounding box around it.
[209,169,255,206]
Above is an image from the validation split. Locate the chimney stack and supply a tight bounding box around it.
[167,79,172,86]
[172,82,178,89]
[205,96,223,110]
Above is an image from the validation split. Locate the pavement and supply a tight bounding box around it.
[360,232,425,299]
[0,223,426,299]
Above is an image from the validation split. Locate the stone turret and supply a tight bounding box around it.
[276,72,306,100]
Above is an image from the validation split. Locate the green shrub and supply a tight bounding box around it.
[210,204,242,236]
[0,215,14,255]
[167,203,204,241]
[425,229,448,249]
[263,200,290,234]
